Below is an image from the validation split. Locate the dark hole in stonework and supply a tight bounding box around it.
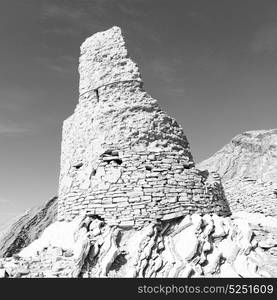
[145,165,153,171]
[73,162,83,169]
[89,169,97,180]
[102,149,113,156]
[104,157,122,165]
[102,149,119,156]
[199,169,209,178]
[113,158,122,165]
[95,89,99,101]
[87,214,105,222]
[101,149,122,165]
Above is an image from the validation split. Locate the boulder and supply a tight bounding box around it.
[173,227,199,261]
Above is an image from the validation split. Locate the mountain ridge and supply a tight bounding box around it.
[0,197,57,257]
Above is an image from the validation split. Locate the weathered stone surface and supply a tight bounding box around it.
[58,26,230,227]
[173,227,199,261]
[79,26,142,93]
[259,239,277,249]
[219,263,239,278]
[0,212,275,278]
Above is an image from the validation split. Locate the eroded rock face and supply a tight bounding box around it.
[0,197,57,257]
[198,129,277,216]
[58,26,230,227]
[0,213,275,278]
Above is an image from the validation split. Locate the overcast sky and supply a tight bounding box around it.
[1,0,277,224]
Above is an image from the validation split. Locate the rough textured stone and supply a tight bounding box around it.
[0,212,273,278]
[57,26,230,227]
[173,227,199,261]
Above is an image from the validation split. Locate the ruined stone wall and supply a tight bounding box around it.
[58,26,230,227]
[198,129,277,216]
[58,145,230,227]
[222,179,277,216]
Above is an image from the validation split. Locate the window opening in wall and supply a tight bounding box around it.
[101,149,122,165]
[183,163,190,169]
[145,165,153,171]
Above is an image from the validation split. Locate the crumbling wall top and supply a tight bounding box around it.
[79,26,142,94]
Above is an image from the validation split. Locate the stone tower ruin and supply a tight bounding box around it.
[58,26,230,227]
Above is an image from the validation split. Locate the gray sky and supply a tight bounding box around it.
[1,0,277,224]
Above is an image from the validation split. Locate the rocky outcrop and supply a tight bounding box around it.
[0,197,57,257]
[233,211,277,276]
[58,26,230,227]
[0,212,276,278]
[198,129,277,216]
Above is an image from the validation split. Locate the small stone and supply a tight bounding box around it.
[154,256,163,272]
[0,268,8,278]
[52,261,66,272]
[179,264,193,278]
[202,241,211,253]
[148,154,156,161]
[82,216,92,229]
[18,269,30,276]
[47,247,63,257]
[219,263,239,278]
[13,272,22,278]
[173,227,199,261]
[43,271,59,278]
[212,215,227,238]
[204,249,222,274]
[105,168,121,183]
[157,240,165,251]
[191,214,202,231]
[258,239,277,249]
[258,269,273,278]
[233,254,255,277]
[92,227,101,236]
[63,250,74,257]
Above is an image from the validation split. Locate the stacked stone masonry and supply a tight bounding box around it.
[58,26,231,227]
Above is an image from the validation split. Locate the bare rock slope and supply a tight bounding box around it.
[198,129,277,216]
[0,212,276,278]
[0,197,57,257]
